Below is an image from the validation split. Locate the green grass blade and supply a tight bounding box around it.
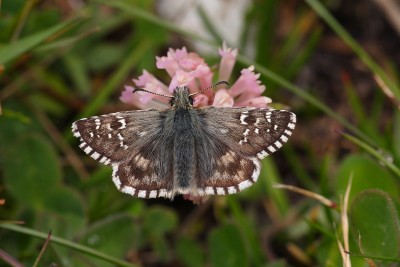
[77,38,152,119]
[340,132,400,178]
[305,0,400,101]
[95,0,217,46]
[0,224,138,267]
[197,6,223,45]
[347,252,400,263]
[237,54,375,146]
[0,15,84,65]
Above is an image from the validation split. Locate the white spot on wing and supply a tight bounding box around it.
[250,157,261,182]
[274,141,282,148]
[280,135,288,143]
[118,119,126,129]
[99,156,110,164]
[158,189,168,197]
[112,164,121,188]
[91,152,100,160]
[216,187,225,195]
[84,146,92,154]
[284,129,292,136]
[257,150,269,159]
[240,113,248,125]
[227,186,237,194]
[238,180,252,191]
[95,118,101,130]
[205,187,215,195]
[149,190,158,198]
[121,186,136,196]
[138,190,147,198]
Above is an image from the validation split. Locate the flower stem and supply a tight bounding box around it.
[0,223,138,267]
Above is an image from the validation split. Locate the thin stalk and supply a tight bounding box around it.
[78,38,152,118]
[305,0,400,102]
[237,54,376,146]
[340,131,400,178]
[0,224,138,267]
[10,0,38,42]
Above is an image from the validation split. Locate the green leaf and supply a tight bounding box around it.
[393,110,400,160]
[0,17,80,65]
[39,188,85,236]
[2,133,62,209]
[176,236,204,267]
[265,260,290,267]
[336,154,399,202]
[209,224,248,267]
[63,53,91,96]
[141,206,178,262]
[80,213,139,266]
[86,43,127,72]
[143,206,178,238]
[350,189,400,259]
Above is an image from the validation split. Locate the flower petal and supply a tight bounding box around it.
[235,96,271,108]
[179,51,205,70]
[169,70,193,91]
[213,89,234,107]
[189,64,213,91]
[193,94,209,107]
[218,41,238,82]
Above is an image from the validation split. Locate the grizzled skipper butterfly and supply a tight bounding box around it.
[72,82,296,198]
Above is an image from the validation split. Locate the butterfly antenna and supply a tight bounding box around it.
[132,88,174,99]
[189,81,229,96]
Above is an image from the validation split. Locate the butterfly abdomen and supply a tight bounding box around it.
[173,108,195,189]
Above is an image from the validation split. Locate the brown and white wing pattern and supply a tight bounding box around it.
[72,106,296,198]
[191,107,296,196]
[72,110,176,198]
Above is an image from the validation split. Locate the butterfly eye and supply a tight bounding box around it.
[169,98,175,106]
[188,96,194,106]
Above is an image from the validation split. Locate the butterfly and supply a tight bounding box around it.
[72,82,296,199]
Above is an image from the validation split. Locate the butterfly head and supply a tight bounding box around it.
[170,86,194,108]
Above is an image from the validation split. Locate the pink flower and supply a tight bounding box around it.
[120,44,271,110]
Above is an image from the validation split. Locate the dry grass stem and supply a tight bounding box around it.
[274,184,336,208]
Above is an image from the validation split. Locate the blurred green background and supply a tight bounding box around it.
[1,0,400,266]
